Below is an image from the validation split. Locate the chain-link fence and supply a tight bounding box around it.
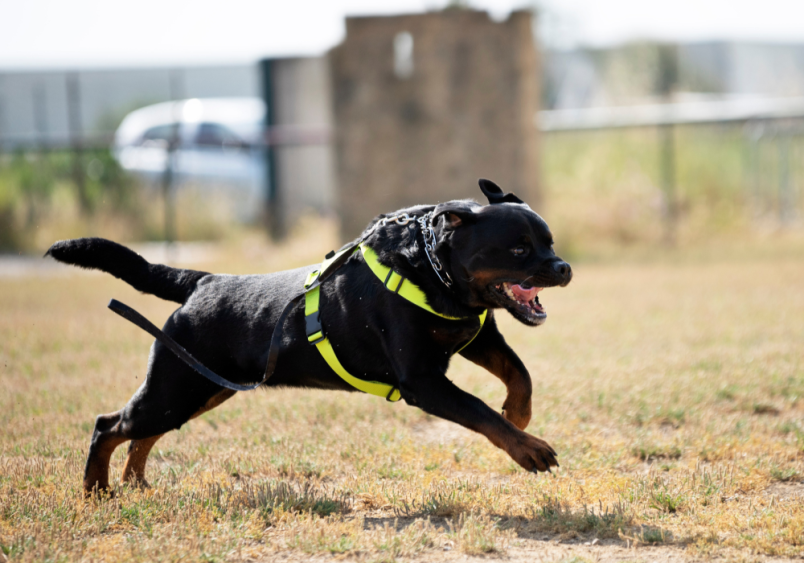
[539,99,804,251]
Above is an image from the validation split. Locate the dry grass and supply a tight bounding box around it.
[1,224,803,562]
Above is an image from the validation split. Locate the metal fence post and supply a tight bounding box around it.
[162,110,178,247]
[745,121,764,219]
[260,58,284,241]
[65,72,89,213]
[161,70,184,255]
[659,123,677,245]
[778,127,793,226]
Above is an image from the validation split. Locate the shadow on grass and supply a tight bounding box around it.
[380,492,676,548]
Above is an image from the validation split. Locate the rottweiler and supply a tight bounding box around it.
[47,179,572,495]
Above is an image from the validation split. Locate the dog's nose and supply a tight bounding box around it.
[553,260,572,285]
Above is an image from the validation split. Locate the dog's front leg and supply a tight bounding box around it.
[458,317,532,430]
[398,372,557,473]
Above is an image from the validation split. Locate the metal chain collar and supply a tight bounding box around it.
[417,212,453,288]
[366,211,453,289]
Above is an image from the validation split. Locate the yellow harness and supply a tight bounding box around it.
[303,244,487,402]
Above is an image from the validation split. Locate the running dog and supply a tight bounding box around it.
[47,179,572,495]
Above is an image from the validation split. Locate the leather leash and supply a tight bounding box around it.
[108,293,304,392]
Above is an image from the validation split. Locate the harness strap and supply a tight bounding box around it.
[360,244,462,320]
[304,246,487,403]
[360,242,488,352]
[455,308,488,354]
[305,270,402,401]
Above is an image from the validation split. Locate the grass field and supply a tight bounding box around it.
[1,226,803,562]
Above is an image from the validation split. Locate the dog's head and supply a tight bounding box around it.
[435,179,572,326]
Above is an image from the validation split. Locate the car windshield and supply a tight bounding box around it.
[195,123,243,147]
[140,124,176,144]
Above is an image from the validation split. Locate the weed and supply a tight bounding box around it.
[632,443,682,462]
[419,488,464,518]
[770,466,800,482]
[447,512,510,555]
[638,525,671,544]
[649,487,685,513]
[531,496,631,538]
[752,403,781,416]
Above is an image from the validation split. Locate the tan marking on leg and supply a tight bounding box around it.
[121,434,165,487]
[190,389,237,420]
[118,389,236,489]
[501,375,532,430]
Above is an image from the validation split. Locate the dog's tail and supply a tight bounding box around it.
[46,237,210,304]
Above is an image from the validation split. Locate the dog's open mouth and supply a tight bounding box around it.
[490,282,547,325]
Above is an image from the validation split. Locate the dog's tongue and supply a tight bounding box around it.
[511,284,540,302]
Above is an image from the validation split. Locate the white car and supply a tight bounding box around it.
[114,98,266,221]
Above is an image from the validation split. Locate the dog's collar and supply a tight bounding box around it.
[363,211,454,291]
[417,211,454,289]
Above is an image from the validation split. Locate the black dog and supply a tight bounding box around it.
[47,179,572,495]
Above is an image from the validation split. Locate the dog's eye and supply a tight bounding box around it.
[511,246,528,257]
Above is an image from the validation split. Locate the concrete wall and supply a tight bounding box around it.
[330,10,541,238]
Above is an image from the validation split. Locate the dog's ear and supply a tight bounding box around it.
[433,201,478,230]
[479,178,524,205]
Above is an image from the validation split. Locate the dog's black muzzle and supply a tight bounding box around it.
[521,258,572,289]
[552,259,572,287]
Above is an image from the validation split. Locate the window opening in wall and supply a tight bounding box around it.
[394,31,414,79]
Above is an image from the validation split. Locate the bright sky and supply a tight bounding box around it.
[1,0,803,69]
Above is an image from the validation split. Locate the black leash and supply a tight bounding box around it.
[108,293,304,392]
[104,240,352,393]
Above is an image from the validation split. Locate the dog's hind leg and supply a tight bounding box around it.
[83,411,129,496]
[120,389,236,488]
[121,434,165,488]
[84,340,241,496]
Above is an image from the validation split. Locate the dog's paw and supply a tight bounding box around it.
[509,432,559,473]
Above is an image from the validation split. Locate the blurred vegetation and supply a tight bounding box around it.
[0,149,237,253]
[1,123,802,255]
[0,149,148,252]
[542,124,804,260]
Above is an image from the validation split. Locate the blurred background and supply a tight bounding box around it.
[1,0,803,261]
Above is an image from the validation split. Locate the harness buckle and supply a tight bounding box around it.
[305,270,321,290]
[305,311,322,340]
[383,268,405,293]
